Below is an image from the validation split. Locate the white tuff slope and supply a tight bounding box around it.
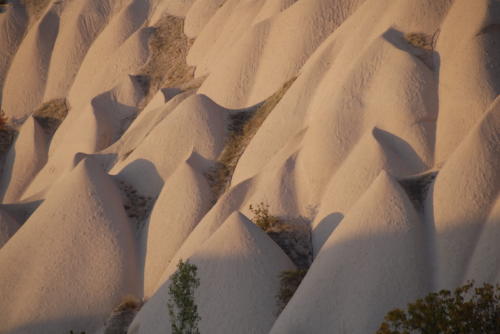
[129,212,295,334]
[0,0,498,332]
[0,158,140,334]
[270,171,429,333]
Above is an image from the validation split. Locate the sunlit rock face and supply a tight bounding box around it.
[0,0,498,333]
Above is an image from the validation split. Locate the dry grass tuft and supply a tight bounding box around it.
[104,295,143,334]
[33,98,69,137]
[404,32,437,70]
[137,15,195,105]
[405,32,433,51]
[113,295,143,313]
[206,77,296,199]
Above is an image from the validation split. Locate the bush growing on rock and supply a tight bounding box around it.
[249,202,281,231]
[377,281,500,333]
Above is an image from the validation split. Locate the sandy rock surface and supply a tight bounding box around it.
[0,0,498,333]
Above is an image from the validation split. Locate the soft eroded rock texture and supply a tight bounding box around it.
[129,212,295,334]
[0,158,140,334]
[0,0,498,332]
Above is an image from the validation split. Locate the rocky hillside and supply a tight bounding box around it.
[0,0,499,333]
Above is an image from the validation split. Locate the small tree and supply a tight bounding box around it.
[377,281,500,334]
[167,259,201,334]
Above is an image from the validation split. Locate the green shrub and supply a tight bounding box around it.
[276,269,307,313]
[167,259,201,334]
[377,281,500,333]
[249,202,280,231]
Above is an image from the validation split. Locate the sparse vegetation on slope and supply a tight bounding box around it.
[168,259,201,334]
[404,32,436,70]
[104,295,143,334]
[21,0,52,23]
[405,32,433,50]
[276,269,307,313]
[206,78,296,199]
[249,202,311,314]
[0,110,17,155]
[377,281,500,334]
[249,202,280,231]
[117,180,155,229]
[249,202,312,269]
[33,98,69,137]
[398,170,438,211]
[137,15,195,106]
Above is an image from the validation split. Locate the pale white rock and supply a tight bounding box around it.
[22,74,147,201]
[1,117,49,203]
[0,0,498,332]
[100,90,193,169]
[0,207,19,248]
[67,0,152,111]
[270,171,429,334]
[0,157,141,334]
[2,6,60,120]
[129,212,295,334]
[431,97,500,290]
[111,94,227,197]
[43,0,115,101]
[150,0,196,22]
[184,0,227,38]
[0,2,28,105]
[153,178,254,289]
[22,102,119,200]
[143,158,212,297]
[465,194,500,285]
[312,127,428,254]
[194,0,369,108]
[232,0,445,188]
[435,0,500,163]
